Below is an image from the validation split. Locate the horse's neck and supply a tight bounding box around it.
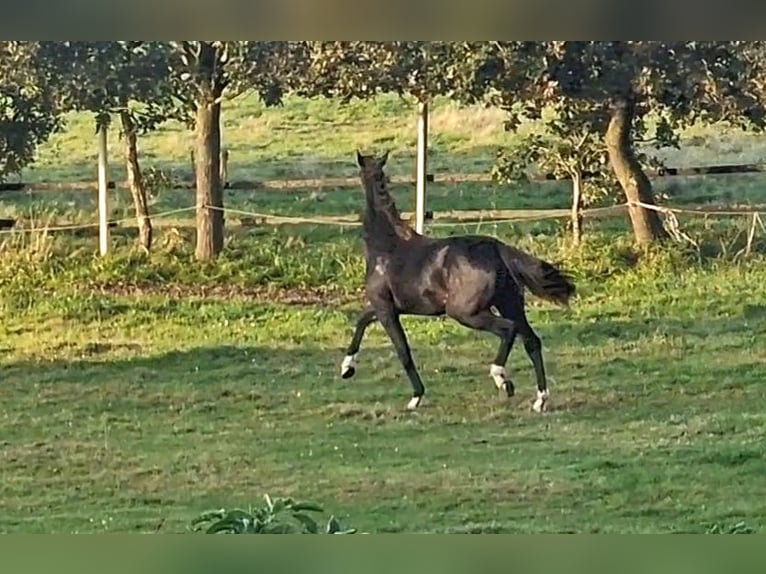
[362,208,401,255]
[361,177,415,244]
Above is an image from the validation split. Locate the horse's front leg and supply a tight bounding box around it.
[374,307,426,410]
[340,306,377,379]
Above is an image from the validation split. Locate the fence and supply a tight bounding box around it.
[2,155,766,248]
[4,159,766,194]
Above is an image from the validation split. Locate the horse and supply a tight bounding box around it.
[339,150,576,413]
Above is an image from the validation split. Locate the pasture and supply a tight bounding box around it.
[1,93,766,533]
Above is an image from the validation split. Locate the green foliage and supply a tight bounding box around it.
[498,41,766,132]
[0,227,366,316]
[191,494,357,534]
[167,41,306,113]
[297,42,462,103]
[40,41,181,133]
[444,41,766,243]
[706,521,756,534]
[492,100,616,207]
[141,165,179,200]
[0,42,63,181]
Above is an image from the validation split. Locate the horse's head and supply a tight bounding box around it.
[356,150,389,184]
[356,149,412,240]
[356,149,393,208]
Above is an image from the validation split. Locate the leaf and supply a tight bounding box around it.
[190,508,226,527]
[293,512,319,534]
[269,497,288,515]
[263,522,299,534]
[219,509,254,521]
[290,501,324,513]
[325,515,341,534]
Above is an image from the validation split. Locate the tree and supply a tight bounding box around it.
[297,41,474,231]
[455,41,766,245]
[491,97,669,247]
[39,41,178,251]
[165,41,304,261]
[491,99,613,246]
[0,42,63,182]
[296,42,463,102]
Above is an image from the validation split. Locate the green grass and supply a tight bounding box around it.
[2,255,766,533]
[1,93,766,534]
[21,93,513,184]
[19,91,766,185]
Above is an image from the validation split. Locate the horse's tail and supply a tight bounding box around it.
[497,242,576,307]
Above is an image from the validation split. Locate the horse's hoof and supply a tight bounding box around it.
[532,390,549,413]
[406,395,423,410]
[496,381,515,400]
[340,355,357,379]
[490,365,509,391]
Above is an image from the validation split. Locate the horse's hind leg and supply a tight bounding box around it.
[340,306,377,379]
[446,307,517,398]
[488,318,518,398]
[519,319,549,413]
[496,296,549,413]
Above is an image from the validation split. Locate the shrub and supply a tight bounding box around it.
[190,494,357,534]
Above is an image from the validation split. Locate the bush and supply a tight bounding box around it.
[190,494,358,534]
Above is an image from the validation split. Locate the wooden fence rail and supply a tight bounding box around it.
[3,162,766,194]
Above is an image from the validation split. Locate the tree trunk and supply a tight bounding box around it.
[605,95,668,245]
[570,169,583,247]
[194,98,224,261]
[120,110,152,251]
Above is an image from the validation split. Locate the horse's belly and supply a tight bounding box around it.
[392,287,446,316]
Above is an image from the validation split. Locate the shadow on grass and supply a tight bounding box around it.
[2,333,764,535]
[3,305,764,422]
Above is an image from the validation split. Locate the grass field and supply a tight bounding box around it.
[1,93,766,534]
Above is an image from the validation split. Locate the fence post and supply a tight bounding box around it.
[415,99,429,235]
[97,123,110,256]
[220,148,229,188]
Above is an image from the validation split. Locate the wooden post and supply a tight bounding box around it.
[220,148,229,188]
[570,169,583,246]
[97,123,110,256]
[415,99,429,235]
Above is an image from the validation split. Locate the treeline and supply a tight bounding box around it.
[2,41,766,257]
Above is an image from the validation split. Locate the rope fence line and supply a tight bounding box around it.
[0,206,197,235]
[210,205,361,227]
[629,200,766,217]
[628,200,766,250]
[203,204,631,228]
[2,201,766,236]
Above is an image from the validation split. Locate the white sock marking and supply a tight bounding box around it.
[406,396,422,410]
[489,364,507,391]
[532,389,549,413]
[340,354,357,377]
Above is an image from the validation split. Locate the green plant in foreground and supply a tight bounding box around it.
[190,494,357,534]
[705,521,756,534]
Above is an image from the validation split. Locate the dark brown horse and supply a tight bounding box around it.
[340,151,575,412]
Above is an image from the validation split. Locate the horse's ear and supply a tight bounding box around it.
[356,150,365,168]
[379,150,389,167]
